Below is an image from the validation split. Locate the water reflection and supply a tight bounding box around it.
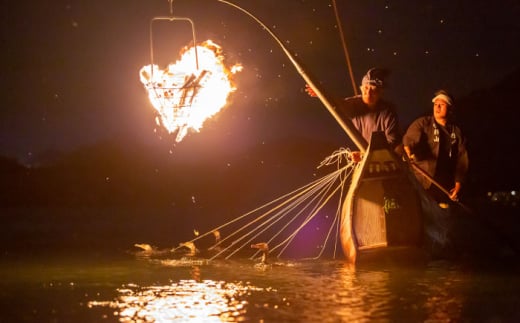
[418,262,464,322]
[335,263,393,321]
[89,272,266,322]
[82,258,509,322]
[329,262,465,322]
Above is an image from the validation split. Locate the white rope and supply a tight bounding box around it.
[172,171,335,253]
[174,149,358,261]
[209,167,345,260]
[249,167,346,259]
[273,166,353,258]
[302,170,350,260]
[273,173,342,257]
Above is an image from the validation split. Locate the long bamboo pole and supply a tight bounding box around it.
[331,0,358,96]
[217,0,367,152]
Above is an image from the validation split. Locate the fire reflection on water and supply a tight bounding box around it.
[87,260,465,322]
[2,254,507,322]
[88,274,268,322]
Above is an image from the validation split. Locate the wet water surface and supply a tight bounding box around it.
[1,250,519,322]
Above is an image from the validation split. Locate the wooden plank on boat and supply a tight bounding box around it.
[341,132,423,262]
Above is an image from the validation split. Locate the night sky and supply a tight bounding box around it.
[1,0,519,164]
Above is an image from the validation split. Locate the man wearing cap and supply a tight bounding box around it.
[403,90,469,204]
[306,67,402,155]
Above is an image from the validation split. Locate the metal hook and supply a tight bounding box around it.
[148,0,200,77]
[149,16,199,70]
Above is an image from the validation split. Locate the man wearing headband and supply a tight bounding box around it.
[306,67,402,154]
[403,90,469,206]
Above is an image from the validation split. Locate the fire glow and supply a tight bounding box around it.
[139,40,242,142]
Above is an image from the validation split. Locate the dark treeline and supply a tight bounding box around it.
[0,139,335,211]
[1,67,519,209]
[457,66,520,194]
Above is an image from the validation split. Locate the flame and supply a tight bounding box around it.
[139,40,242,142]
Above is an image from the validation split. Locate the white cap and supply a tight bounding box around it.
[361,68,387,88]
[432,93,453,106]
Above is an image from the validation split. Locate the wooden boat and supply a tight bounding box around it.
[340,132,427,263]
[338,131,519,264]
[236,26,480,262]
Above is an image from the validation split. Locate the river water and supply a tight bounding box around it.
[2,248,520,322]
[1,204,519,322]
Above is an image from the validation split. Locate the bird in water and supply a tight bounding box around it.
[251,242,269,264]
[177,241,199,256]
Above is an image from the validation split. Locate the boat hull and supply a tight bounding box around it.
[340,132,423,262]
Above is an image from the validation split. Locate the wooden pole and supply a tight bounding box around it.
[217,0,368,152]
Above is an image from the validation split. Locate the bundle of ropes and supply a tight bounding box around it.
[171,149,359,261]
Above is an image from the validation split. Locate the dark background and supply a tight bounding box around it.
[1,0,519,253]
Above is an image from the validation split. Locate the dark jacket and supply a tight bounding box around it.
[403,115,469,190]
